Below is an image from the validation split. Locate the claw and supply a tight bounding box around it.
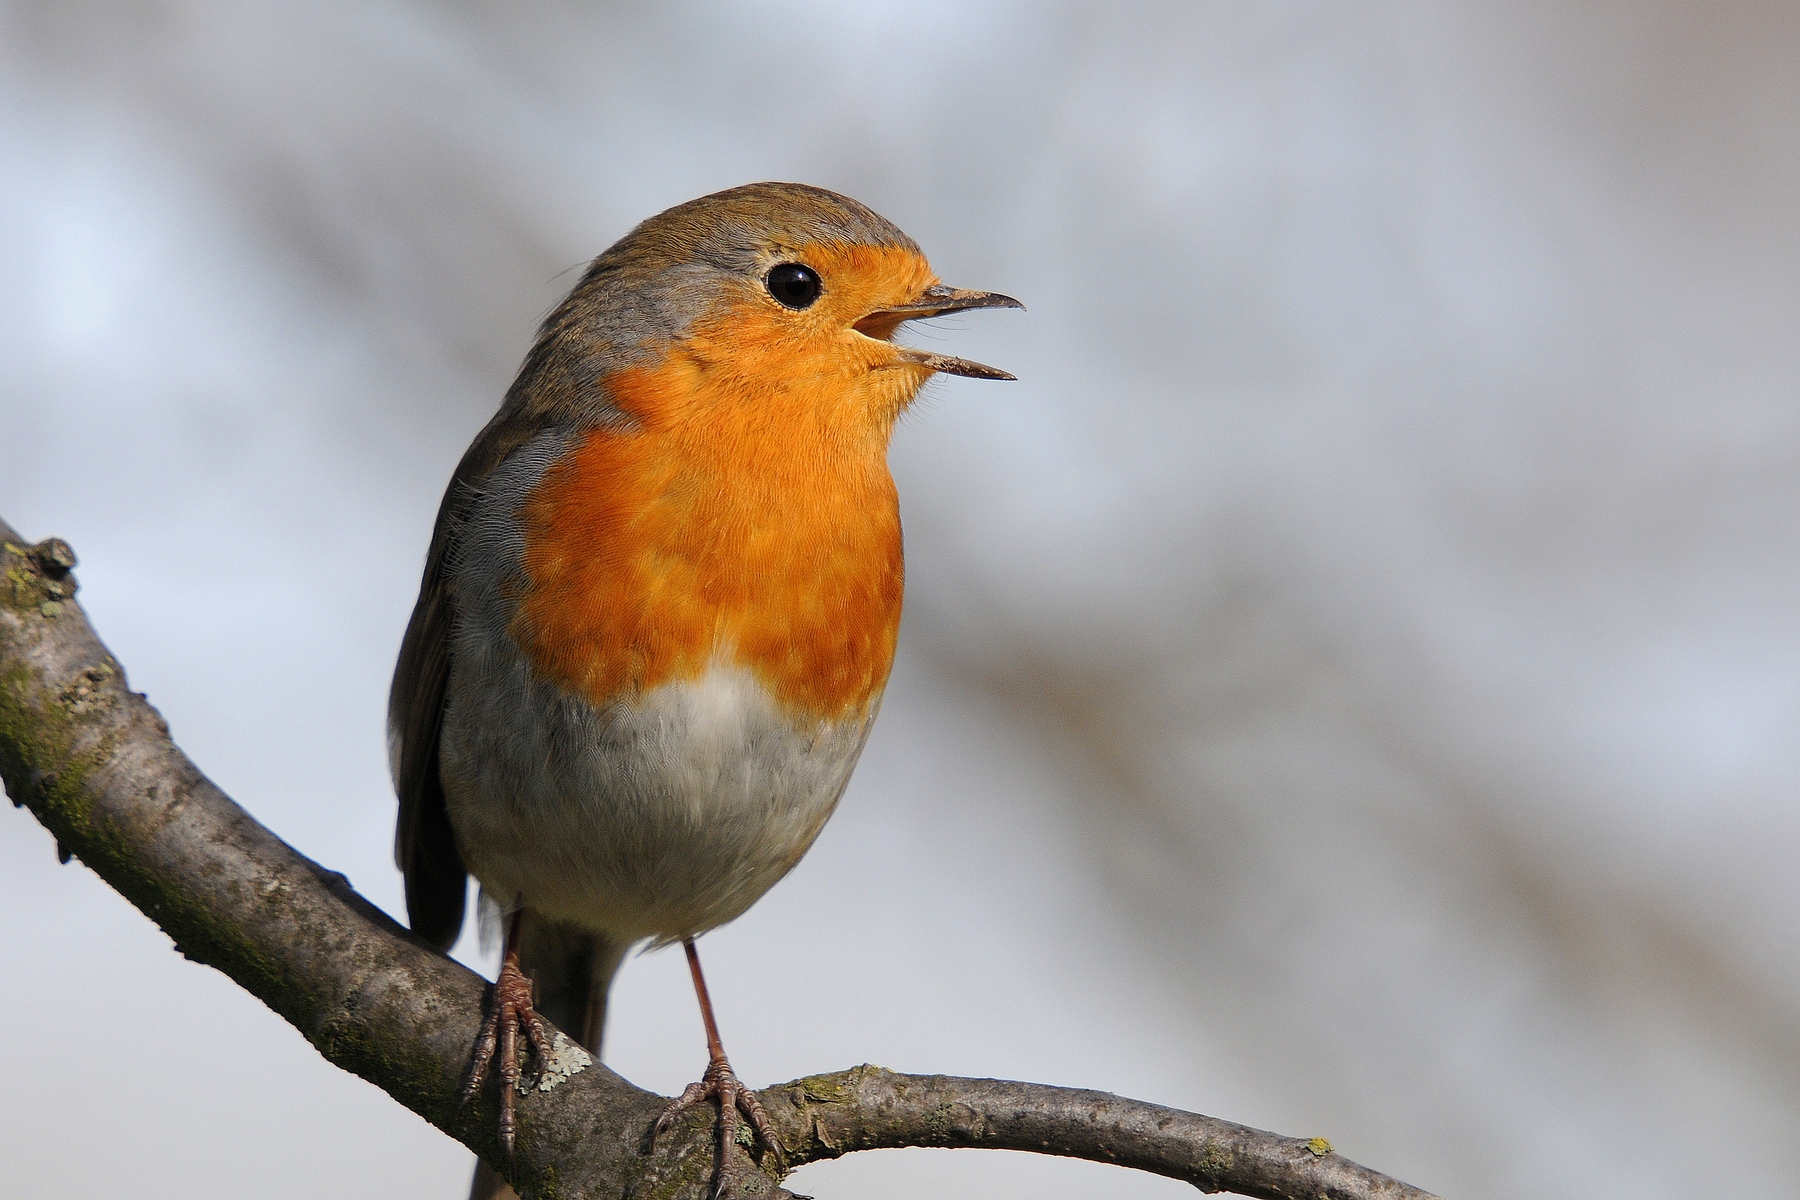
[461,923,550,1160]
[651,1053,784,1174]
[649,937,783,1194]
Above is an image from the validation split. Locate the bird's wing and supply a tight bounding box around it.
[389,399,547,951]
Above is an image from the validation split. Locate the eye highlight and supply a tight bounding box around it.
[765,262,822,309]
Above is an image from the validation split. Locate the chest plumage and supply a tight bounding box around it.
[509,350,906,724]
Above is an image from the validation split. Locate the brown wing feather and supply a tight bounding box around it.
[389,394,554,951]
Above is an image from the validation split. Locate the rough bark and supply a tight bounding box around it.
[0,517,1441,1200]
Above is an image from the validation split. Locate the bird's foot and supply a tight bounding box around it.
[652,1053,783,1172]
[462,949,552,1160]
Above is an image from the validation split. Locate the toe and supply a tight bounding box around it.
[652,1081,712,1144]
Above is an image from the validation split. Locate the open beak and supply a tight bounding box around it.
[856,283,1024,381]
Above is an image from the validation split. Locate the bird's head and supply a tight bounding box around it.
[534,182,1020,442]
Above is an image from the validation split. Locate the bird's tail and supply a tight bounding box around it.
[469,911,626,1200]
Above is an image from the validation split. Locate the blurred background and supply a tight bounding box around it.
[4,3,1798,1198]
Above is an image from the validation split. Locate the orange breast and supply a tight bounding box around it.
[510,289,915,722]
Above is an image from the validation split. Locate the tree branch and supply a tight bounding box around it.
[0,517,1440,1200]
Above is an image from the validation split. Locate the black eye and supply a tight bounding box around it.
[765,262,822,309]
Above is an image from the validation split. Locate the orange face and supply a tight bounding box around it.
[510,243,945,721]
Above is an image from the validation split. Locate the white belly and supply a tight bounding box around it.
[439,649,875,943]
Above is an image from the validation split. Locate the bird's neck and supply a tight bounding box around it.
[510,358,907,723]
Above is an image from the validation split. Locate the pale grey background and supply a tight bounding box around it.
[3,4,1798,1198]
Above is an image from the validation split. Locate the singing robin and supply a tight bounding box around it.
[388,181,1020,1193]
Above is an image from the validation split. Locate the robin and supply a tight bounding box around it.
[388,181,1019,1194]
